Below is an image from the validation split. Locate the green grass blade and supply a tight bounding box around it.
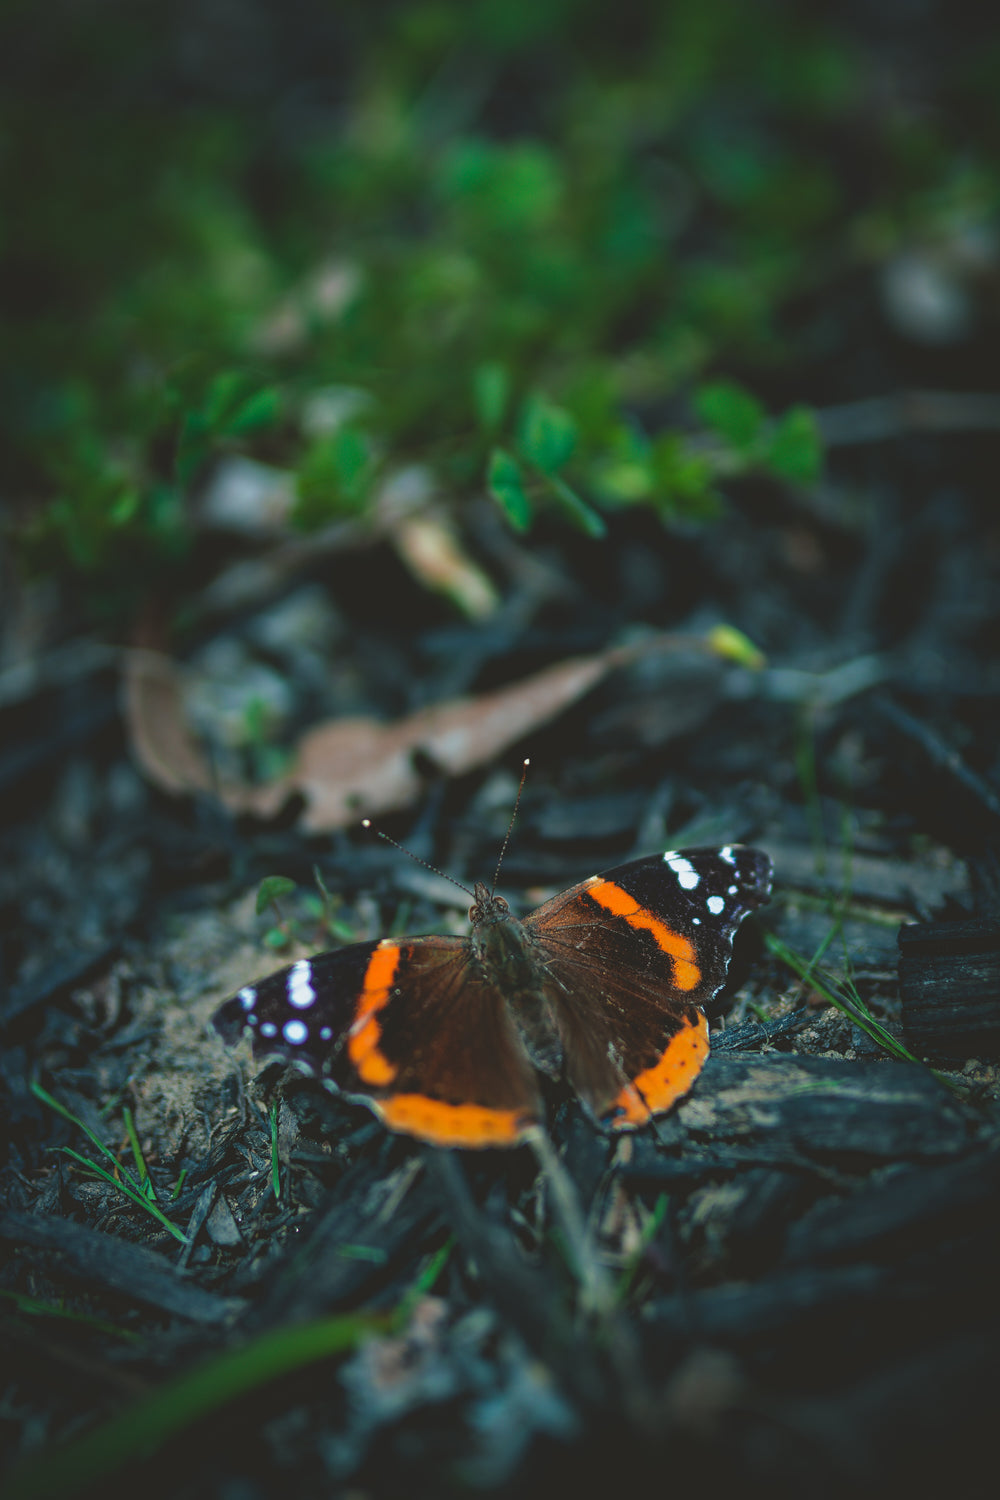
[615,1193,668,1303]
[6,1313,381,1500]
[122,1106,154,1199]
[54,1148,189,1245]
[31,1081,142,1195]
[765,931,920,1064]
[269,1101,281,1202]
[33,1080,188,1241]
[0,1288,139,1341]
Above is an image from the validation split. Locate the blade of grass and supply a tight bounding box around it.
[765,930,920,1063]
[391,1237,454,1331]
[615,1193,669,1304]
[31,1081,142,1194]
[33,1080,188,1242]
[6,1311,383,1500]
[123,1106,154,1200]
[53,1147,189,1245]
[0,1288,140,1341]
[269,1101,281,1201]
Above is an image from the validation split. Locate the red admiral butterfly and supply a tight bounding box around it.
[214,843,773,1148]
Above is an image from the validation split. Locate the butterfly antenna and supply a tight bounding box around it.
[492,758,530,896]
[361,820,474,899]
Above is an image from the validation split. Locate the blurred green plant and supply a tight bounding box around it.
[3,0,995,618]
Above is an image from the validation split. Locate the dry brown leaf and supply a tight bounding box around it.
[122,650,215,799]
[391,512,500,620]
[293,649,618,831]
[122,650,289,817]
[123,629,755,830]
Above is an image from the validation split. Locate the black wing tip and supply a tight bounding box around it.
[668,843,774,901]
[213,995,251,1045]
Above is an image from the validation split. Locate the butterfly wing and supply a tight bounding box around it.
[524,845,772,1128]
[213,936,542,1148]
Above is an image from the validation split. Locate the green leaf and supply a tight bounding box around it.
[517,394,577,474]
[766,405,823,483]
[650,433,722,519]
[295,426,374,524]
[227,385,282,435]
[694,379,765,450]
[545,475,606,538]
[473,362,509,431]
[487,447,532,532]
[201,370,246,428]
[256,875,297,914]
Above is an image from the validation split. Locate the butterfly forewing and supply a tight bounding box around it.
[214,934,543,1147]
[524,845,772,1125]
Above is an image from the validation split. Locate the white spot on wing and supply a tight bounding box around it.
[260,1022,277,1037]
[720,846,736,864]
[707,894,725,916]
[320,1027,333,1041]
[728,885,738,895]
[288,959,315,1009]
[667,855,700,889]
[692,916,702,925]
[239,987,256,1009]
[283,1019,308,1044]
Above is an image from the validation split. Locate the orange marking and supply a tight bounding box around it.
[376,1094,533,1148]
[608,1011,709,1129]
[587,880,701,990]
[348,942,400,1085]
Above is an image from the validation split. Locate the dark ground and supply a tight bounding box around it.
[3,5,1000,1500]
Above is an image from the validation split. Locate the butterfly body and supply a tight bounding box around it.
[214,845,772,1148]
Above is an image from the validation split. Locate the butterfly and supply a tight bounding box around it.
[214,844,772,1148]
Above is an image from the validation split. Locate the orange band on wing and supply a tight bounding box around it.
[375,1094,534,1148]
[608,1010,709,1128]
[587,879,701,990]
[348,942,401,1085]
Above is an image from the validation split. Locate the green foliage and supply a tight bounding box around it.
[255,875,298,916]
[487,448,532,532]
[765,406,824,484]
[295,426,376,526]
[3,0,991,612]
[695,381,765,451]
[176,371,283,484]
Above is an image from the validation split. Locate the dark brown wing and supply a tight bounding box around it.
[524,845,772,1128]
[213,936,542,1148]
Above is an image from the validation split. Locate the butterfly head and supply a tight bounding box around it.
[469,882,511,928]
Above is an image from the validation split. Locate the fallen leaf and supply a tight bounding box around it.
[122,650,215,799]
[123,627,764,830]
[293,649,614,831]
[392,511,500,620]
[122,650,289,817]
